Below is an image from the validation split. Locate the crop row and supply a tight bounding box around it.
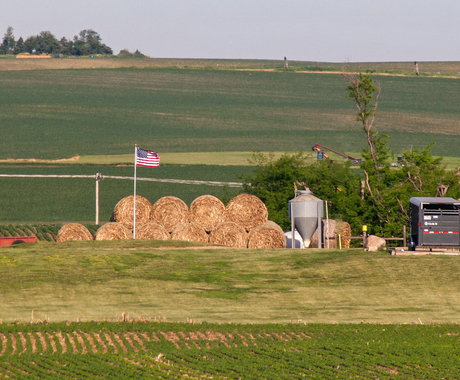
[0,322,459,379]
[0,224,99,241]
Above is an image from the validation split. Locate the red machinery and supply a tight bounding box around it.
[0,236,38,247]
[312,144,362,165]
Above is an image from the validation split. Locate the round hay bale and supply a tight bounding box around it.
[223,194,268,232]
[248,222,286,249]
[189,195,225,232]
[135,222,170,240]
[113,195,153,230]
[95,223,132,240]
[336,220,352,249]
[151,196,189,233]
[56,223,93,242]
[209,222,248,248]
[171,223,209,243]
[310,219,352,248]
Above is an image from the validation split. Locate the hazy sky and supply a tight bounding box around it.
[2,0,459,62]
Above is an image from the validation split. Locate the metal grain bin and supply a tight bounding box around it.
[409,197,460,248]
[289,190,323,248]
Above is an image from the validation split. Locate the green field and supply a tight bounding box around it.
[1,242,459,324]
[0,165,253,223]
[1,321,460,379]
[1,66,460,160]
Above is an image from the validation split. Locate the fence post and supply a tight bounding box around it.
[403,225,407,248]
[362,225,367,249]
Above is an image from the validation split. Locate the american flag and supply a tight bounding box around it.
[136,148,160,167]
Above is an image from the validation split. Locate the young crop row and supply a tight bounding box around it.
[0,224,99,242]
[0,322,459,379]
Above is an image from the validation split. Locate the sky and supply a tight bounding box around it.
[2,0,460,62]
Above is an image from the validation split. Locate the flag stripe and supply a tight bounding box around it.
[136,148,160,167]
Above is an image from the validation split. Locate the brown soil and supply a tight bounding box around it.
[103,333,118,354]
[0,156,80,164]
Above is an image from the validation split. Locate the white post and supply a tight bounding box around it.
[95,173,101,225]
[133,145,137,239]
[325,200,329,248]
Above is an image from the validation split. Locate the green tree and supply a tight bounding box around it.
[1,26,15,54]
[241,152,363,232]
[74,29,113,55]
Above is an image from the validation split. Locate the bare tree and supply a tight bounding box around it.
[343,70,381,172]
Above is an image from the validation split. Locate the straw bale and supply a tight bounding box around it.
[151,196,189,233]
[336,220,352,249]
[223,194,268,232]
[311,219,352,248]
[135,223,170,240]
[189,195,225,232]
[171,223,209,243]
[209,222,248,248]
[113,195,153,230]
[56,223,93,242]
[95,223,132,240]
[248,222,286,249]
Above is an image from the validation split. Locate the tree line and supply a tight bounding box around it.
[242,72,460,238]
[0,26,113,56]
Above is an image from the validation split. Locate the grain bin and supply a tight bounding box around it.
[288,190,323,248]
[409,197,460,248]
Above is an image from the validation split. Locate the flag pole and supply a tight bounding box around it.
[133,144,137,239]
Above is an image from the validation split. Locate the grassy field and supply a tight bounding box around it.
[2,56,460,76]
[1,66,460,160]
[1,321,459,379]
[0,165,253,223]
[1,241,459,324]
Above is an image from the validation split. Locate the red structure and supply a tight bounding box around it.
[0,236,38,247]
[312,144,362,164]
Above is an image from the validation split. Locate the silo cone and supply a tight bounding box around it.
[289,190,323,248]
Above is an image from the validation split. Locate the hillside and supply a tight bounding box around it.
[1,60,460,160]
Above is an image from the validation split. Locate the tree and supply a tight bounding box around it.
[343,71,460,236]
[344,70,382,172]
[1,26,15,54]
[241,152,362,231]
[73,29,113,55]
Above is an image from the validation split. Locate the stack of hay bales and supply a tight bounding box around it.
[103,193,285,248]
[56,223,94,242]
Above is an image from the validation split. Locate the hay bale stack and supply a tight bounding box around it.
[56,223,93,242]
[95,223,132,240]
[135,223,170,240]
[151,196,189,233]
[223,194,268,232]
[248,222,286,249]
[189,195,225,232]
[171,223,209,243]
[209,222,248,248]
[113,195,153,230]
